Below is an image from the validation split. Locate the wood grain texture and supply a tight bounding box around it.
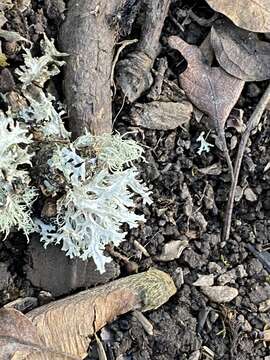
[26,269,176,358]
[59,0,127,138]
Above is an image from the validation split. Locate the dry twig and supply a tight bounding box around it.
[223,83,270,241]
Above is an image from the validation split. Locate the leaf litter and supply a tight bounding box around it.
[205,0,270,33]
[211,19,270,81]
[168,35,245,178]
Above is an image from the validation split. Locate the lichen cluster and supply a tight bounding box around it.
[0,35,151,273]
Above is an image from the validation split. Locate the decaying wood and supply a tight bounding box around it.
[116,0,171,102]
[0,269,176,359]
[147,57,168,101]
[59,0,136,138]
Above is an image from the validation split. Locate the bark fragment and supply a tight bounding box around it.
[130,100,192,130]
[115,0,171,102]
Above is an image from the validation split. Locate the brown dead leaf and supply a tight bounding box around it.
[205,0,270,33]
[211,19,270,81]
[0,308,78,359]
[168,36,244,177]
[168,36,244,130]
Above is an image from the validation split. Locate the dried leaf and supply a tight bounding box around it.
[130,101,193,130]
[211,19,270,81]
[0,29,31,43]
[205,0,270,33]
[168,36,244,177]
[0,308,77,359]
[0,269,176,359]
[168,36,244,131]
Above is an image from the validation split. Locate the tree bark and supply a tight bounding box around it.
[59,0,128,138]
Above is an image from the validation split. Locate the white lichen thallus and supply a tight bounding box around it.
[0,35,152,273]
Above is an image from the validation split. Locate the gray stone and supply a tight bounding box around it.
[217,265,247,285]
[201,286,238,303]
[25,236,120,297]
[182,248,205,269]
[249,283,270,304]
[193,274,214,287]
[244,187,257,202]
[208,262,224,275]
[188,350,200,360]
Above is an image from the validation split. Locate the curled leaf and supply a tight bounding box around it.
[155,239,189,262]
[205,0,270,33]
[211,19,270,81]
[0,308,78,359]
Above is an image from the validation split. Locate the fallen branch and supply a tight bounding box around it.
[223,82,270,241]
[0,269,176,359]
[59,0,137,138]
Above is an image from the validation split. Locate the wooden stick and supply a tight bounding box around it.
[59,0,133,138]
[223,83,270,241]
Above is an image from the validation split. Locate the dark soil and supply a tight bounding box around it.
[1,0,270,359]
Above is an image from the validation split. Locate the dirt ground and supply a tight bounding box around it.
[1,0,270,359]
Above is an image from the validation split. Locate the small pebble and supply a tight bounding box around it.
[193,274,214,287]
[201,286,238,303]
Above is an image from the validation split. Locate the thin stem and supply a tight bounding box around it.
[219,128,234,182]
[223,82,270,241]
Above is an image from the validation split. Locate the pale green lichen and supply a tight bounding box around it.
[21,87,70,139]
[196,131,214,155]
[15,34,68,89]
[1,34,152,274]
[0,111,36,238]
[37,134,152,273]
[0,183,36,239]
